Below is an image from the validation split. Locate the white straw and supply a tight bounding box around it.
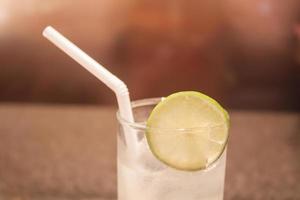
[43,26,137,153]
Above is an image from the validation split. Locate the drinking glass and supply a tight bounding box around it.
[117,98,227,200]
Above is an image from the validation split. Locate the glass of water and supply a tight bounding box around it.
[117,97,228,200]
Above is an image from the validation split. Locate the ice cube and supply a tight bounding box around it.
[135,137,167,172]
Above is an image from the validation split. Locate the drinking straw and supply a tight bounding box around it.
[43,26,137,153]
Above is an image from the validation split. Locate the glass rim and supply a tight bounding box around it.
[116,97,162,131]
[116,97,228,132]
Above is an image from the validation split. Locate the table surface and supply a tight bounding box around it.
[0,103,299,200]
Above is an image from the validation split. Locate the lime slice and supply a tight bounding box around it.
[146,91,229,171]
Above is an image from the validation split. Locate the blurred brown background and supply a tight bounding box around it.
[0,0,299,110]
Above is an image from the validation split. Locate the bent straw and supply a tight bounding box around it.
[43,26,137,153]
